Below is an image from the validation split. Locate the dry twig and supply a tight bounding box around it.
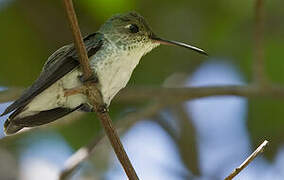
[225,140,269,180]
[61,0,138,179]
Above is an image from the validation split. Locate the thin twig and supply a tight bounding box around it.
[224,140,269,180]
[62,0,138,179]
[253,0,267,85]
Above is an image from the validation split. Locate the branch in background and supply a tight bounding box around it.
[171,105,200,176]
[225,140,269,180]
[3,85,284,105]
[59,132,104,179]
[253,0,267,85]
[115,85,284,103]
[59,102,163,178]
[62,0,138,179]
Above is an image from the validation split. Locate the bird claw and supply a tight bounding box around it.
[98,104,109,113]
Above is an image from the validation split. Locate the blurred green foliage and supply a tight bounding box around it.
[79,0,135,19]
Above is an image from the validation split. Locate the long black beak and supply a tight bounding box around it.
[151,36,208,56]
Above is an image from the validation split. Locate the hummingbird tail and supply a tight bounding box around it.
[4,119,23,135]
[3,105,84,135]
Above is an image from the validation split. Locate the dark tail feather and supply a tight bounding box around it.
[4,105,82,135]
[4,119,23,135]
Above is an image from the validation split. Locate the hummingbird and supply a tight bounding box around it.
[1,12,207,135]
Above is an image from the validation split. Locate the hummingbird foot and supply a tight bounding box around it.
[64,86,85,97]
[78,75,99,84]
[97,103,109,113]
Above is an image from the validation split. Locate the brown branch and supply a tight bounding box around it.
[225,140,269,180]
[62,0,92,80]
[62,0,138,179]
[253,0,267,85]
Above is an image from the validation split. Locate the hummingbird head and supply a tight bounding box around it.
[99,12,207,56]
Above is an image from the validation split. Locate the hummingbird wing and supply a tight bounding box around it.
[1,32,103,116]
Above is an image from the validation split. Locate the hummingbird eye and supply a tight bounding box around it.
[127,24,139,33]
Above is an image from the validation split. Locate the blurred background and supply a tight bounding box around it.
[0,0,284,179]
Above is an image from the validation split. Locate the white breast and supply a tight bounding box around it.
[92,50,142,105]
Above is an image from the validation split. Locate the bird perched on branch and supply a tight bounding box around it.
[1,12,207,135]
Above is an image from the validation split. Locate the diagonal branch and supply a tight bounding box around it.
[59,132,104,179]
[62,0,92,80]
[62,0,138,179]
[225,140,269,180]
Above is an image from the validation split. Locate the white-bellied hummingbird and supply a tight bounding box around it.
[1,12,207,135]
